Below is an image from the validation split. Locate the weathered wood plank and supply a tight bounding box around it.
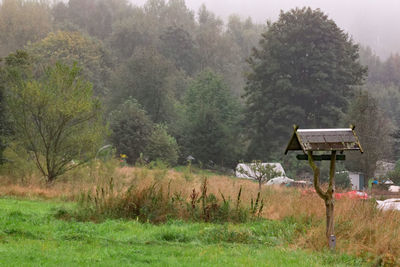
[296,154,346,161]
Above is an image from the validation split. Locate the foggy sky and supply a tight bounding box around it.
[131,0,400,59]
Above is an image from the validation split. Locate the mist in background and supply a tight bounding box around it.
[131,0,400,59]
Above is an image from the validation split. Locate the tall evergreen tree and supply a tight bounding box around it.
[182,70,241,167]
[244,7,366,160]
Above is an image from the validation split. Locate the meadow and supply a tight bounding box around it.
[0,198,364,266]
[0,162,398,266]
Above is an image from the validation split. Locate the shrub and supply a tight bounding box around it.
[144,125,179,166]
[0,142,38,183]
[109,99,153,164]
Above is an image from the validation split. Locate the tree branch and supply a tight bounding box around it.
[328,150,336,197]
[308,151,327,200]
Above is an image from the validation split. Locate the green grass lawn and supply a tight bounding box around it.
[0,198,365,266]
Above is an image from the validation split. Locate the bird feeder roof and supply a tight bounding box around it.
[285,126,363,154]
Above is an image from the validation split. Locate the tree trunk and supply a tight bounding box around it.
[258,180,262,192]
[325,198,334,239]
[46,170,57,184]
[308,150,336,248]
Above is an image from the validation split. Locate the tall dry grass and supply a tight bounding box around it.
[1,163,399,264]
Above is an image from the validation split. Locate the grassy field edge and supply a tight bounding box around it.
[0,197,366,266]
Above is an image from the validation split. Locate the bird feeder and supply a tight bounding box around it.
[285,125,363,250]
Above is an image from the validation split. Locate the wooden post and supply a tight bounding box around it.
[326,151,336,244]
[307,150,337,250]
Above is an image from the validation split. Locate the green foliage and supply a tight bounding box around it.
[0,142,38,182]
[365,83,400,126]
[226,15,265,97]
[6,62,105,182]
[237,161,282,190]
[335,172,351,189]
[0,76,7,161]
[344,92,393,183]
[361,49,400,87]
[244,7,367,159]
[95,145,115,162]
[109,98,153,165]
[0,51,36,163]
[109,98,180,167]
[159,25,197,75]
[53,0,131,41]
[26,31,112,96]
[281,153,310,179]
[226,16,265,64]
[145,124,179,166]
[0,0,52,57]
[196,5,243,96]
[363,82,400,159]
[110,47,178,123]
[387,160,400,185]
[315,161,351,189]
[359,46,384,85]
[182,70,242,167]
[108,8,154,60]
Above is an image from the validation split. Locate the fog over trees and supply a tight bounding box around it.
[1,0,400,181]
[130,0,400,59]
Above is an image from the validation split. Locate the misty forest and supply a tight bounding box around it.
[1,0,400,266]
[1,0,399,180]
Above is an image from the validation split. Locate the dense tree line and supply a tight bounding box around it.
[0,1,399,182]
[0,0,264,173]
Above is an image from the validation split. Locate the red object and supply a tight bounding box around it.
[301,189,368,199]
[335,190,368,200]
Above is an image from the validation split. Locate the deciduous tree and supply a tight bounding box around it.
[7,63,105,182]
[26,31,112,96]
[237,161,281,191]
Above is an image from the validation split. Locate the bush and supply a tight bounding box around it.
[0,142,38,183]
[144,125,179,166]
[109,99,153,164]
